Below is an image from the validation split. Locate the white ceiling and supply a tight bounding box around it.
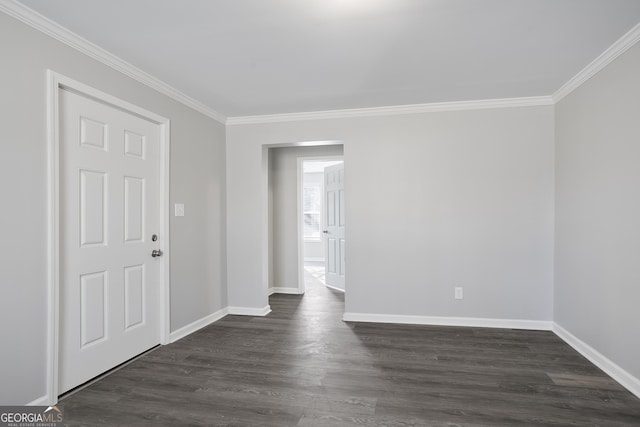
[16,0,640,117]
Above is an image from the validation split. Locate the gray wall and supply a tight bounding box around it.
[268,146,343,288]
[555,42,640,380]
[227,106,555,321]
[0,13,227,404]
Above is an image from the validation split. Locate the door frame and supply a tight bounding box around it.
[46,71,171,404]
[296,155,344,294]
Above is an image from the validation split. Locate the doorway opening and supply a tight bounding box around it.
[265,144,344,301]
[298,158,344,294]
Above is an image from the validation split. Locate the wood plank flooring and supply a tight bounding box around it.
[59,269,640,426]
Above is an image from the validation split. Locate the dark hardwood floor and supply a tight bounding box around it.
[59,269,640,426]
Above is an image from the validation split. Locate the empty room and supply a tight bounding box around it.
[1,0,640,425]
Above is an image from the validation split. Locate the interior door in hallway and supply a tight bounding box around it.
[324,163,345,291]
[59,89,162,394]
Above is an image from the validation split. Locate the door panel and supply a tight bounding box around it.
[327,238,337,274]
[79,170,107,247]
[124,176,144,243]
[339,188,345,227]
[80,116,107,150]
[59,89,161,394]
[79,271,107,347]
[327,190,336,226]
[324,163,345,290]
[124,265,145,330]
[124,131,145,158]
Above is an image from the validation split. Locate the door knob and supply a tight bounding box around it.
[151,249,163,258]
[322,230,329,234]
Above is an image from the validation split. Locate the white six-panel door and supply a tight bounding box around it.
[59,89,162,394]
[324,163,345,291]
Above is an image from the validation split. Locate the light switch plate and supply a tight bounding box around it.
[175,203,185,217]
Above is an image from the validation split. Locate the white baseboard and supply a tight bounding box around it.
[169,307,229,343]
[342,312,552,331]
[27,394,50,406]
[228,305,272,316]
[553,322,640,399]
[304,257,323,263]
[269,286,303,295]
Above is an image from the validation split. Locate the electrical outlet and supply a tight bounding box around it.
[454,287,463,300]
[174,203,185,217]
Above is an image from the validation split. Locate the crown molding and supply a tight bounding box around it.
[226,96,554,125]
[4,0,639,125]
[553,22,640,103]
[0,0,226,124]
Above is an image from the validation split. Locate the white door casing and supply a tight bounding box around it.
[58,88,163,394]
[324,163,345,291]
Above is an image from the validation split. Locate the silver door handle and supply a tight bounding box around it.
[151,249,163,258]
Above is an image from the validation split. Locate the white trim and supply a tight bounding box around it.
[159,120,171,346]
[296,157,305,295]
[553,22,640,103]
[270,287,304,295]
[0,0,225,123]
[553,323,640,399]
[26,395,50,406]
[343,312,553,331]
[304,257,324,263]
[46,71,171,405]
[45,70,60,406]
[228,306,272,316]
[227,96,553,125]
[169,308,229,343]
[261,146,271,311]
